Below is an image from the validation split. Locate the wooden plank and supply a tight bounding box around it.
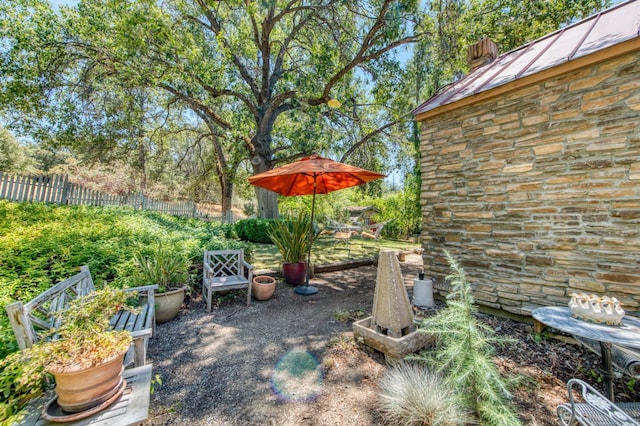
[14,174,22,201]
[60,175,69,204]
[7,173,17,201]
[0,172,5,198]
[13,174,21,201]
[34,175,44,202]
[314,257,377,273]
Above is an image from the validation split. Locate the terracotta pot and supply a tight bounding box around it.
[252,276,276,301]
[49,349,126,413]
[282,262,307,285]
[155,287,186,323]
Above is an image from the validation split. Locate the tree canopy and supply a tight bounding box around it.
[0,0,609,217]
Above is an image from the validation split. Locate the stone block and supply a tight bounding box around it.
[568,279,605,293]
[352,318,434,361]
[595,272,639,285]
[497,292,529,303]
[582,93,630,111]
[483,126,500,135]
[541,286,566,297]
[533,143,563,156]
[439,143,467,155]
[525,255,554,266]
[523,115,547,126]
[569,73,613,91]
[493,112,519,124]
[503,163,533,173]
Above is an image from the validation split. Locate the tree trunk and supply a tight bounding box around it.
[256,188,278,219]
[250,135,279,219]
[221,180,233,213]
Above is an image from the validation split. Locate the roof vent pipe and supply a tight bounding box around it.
[467,38,498,71]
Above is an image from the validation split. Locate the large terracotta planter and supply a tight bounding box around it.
[282,262,306,286]
[253,276,276,301]
[155,287,186,323]
[48,349,126,413]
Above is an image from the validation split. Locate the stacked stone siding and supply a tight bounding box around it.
[419,52,640,316]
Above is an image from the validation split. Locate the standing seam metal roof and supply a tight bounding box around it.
[412,0,640,117]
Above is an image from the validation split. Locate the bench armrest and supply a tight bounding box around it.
[126,285,159,294]
[131,328,153,340]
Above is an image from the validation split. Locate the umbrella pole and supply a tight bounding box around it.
[295,176,319,296]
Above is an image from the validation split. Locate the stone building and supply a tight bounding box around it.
[412,1,640,317]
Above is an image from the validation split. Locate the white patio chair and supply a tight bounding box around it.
[203,249,253,312]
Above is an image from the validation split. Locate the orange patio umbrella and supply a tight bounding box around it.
[248,155,385,295]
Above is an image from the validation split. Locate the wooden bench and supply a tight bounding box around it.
[203,249,253,311]
[5,265,157,368]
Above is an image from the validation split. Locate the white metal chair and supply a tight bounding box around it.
[203,249,253,312]
[361,220,389,240]
[557,378,640,425]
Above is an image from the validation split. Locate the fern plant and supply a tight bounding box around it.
[414,250,521,426]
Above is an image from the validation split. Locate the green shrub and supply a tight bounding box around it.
[234,218,275,243]
[0,201,247,359]
[378,363,468,425]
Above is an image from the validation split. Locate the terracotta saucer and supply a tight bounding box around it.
[42,379,126,423]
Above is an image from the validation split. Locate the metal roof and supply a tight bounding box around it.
[412,0,640,118]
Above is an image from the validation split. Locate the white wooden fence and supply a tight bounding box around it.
[0,172,232,222]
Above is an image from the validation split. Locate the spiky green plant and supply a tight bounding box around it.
[414,250,521,426]
[267,212,317,263]
[133,243,188,292]
[378,362,468,425]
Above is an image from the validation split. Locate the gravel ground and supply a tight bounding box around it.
[146,256,419,425]
[146,254,640,425]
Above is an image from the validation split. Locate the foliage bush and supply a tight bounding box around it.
[412,251,521,425]
[0,201,247,359]
[371,180,421,240]
[234,218,275,244]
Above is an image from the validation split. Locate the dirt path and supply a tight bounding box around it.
[146,257,419,425]
[146,254,636,425]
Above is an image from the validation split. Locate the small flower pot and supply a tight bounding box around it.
[252,276,276,301]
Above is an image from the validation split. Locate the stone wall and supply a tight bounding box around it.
[418,51,640,316]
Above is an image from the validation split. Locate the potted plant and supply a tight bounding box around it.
[267,213,318,285]
[0,287,134,419]
[134,244,189,323]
